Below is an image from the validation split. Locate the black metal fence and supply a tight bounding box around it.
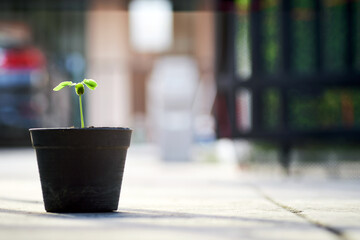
[215,0,360,169]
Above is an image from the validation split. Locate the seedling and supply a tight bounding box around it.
[53,79,98,128]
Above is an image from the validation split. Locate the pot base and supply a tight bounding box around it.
[42,184,120,213]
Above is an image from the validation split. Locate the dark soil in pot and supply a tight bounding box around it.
[29,127,132,213]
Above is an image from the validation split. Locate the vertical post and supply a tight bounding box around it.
[280,143,291,175]
[249,0,263,136]
[214,1,237,137]
[250,0,263,75]
[346,0,353,71]
[227,10,239,138]
[314,0,322,72]
[279,0,291,173]
[280,0,291,73]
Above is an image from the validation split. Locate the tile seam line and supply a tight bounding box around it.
[250,184,351,240]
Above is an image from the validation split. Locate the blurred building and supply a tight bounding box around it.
[0,0,216,151]
[86,0,216,146]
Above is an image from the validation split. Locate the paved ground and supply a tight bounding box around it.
[0,146,360,240]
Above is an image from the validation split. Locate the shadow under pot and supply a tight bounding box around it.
[29,127,132,213]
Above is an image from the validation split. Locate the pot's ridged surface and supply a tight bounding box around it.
[29,128,132,213]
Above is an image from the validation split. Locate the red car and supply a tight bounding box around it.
[0,23,49,145]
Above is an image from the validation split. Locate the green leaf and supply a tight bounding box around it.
[83,79,98,90]
[53,81,74,91]
[75,83,85,96]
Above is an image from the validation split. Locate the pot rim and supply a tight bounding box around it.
[29,127,132,132]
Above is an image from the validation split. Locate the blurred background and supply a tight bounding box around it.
[1,0,360,178]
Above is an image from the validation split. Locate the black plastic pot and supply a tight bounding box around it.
[29,127,132,213]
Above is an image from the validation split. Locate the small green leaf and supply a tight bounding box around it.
[83,79,98,90]
[75,83,85,96]
[53,81,74,91]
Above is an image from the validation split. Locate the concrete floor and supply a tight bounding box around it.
[0,146,360,240]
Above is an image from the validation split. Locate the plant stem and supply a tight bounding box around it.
[79,95,84,128]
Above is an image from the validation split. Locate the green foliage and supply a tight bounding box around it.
[83,79,97,90]
[53,79,98,128]
[287,89,360,130]
[292,0,316,74]
[53,79,97,93]
[263,88,280,129]
[235,0,250,10]
[262,1,280,74]
[323,2,347,72]
[53,81,75,91]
